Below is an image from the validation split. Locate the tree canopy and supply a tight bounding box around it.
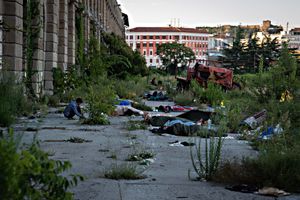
[156,42,195,75]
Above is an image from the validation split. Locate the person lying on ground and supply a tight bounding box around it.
[64,98,85,119]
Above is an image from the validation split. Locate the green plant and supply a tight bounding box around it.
[126,120,148,131]
[0,74,31,127]
[126,151,154,162]
[191,80,224,106]
[83,81,115,125]
[0,129,83,199]
[113,77,148,99]
[104,163,143,180]
[173,91,195,106]
[24,0,41,99]
[214,141,300,192]
[190,115,228,180]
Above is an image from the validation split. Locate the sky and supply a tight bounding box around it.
[118,0,300,29]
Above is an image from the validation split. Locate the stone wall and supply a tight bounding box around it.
[0,0,126,95]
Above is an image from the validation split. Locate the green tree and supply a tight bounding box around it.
[156,42,195,75]
[101,33,148,79]
[244,32,261,73]
[223,26,246,73]
[260,35,280,70]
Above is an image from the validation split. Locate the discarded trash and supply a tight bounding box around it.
[114,105,144,116]
[168,140,195,147]
[256,187,290,197]
[207,119,212,130]
[225,184,258,193]
[242,109,267,129]
[139,158,154,166]
[258,124,283,140]
[157,105,196,113]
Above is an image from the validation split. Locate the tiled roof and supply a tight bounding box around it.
[291,28,300,32]
[128,27,208,34]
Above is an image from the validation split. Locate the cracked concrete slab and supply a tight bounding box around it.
[13,105,299,200]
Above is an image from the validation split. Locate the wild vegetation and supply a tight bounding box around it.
[0,129,83,199]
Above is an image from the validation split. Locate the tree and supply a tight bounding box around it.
[244,32,261,73]
[156,42,195,75]
[223,26,246,73]
[260,35,280,70]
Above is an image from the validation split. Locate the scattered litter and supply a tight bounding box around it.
[126,152,154,162]
[256,187,290,197]
[169,140,195,147]
[114,105,144,116]
[157,105,197,113]
[242,109,267,129]
[259,124,283,140]
[139,158,155,166]
[225,184,258,193]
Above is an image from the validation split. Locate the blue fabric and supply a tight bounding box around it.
[261,127,274,137]
[64,101,82,118]
[164,120,195,127]
[119,100,131,106]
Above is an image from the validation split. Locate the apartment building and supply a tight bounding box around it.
[126,27,210,67]
[287,28,300,50]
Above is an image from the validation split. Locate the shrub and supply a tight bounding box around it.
[83,82,115,125]
[126,120,148,131]
[191,80,224,106]
[174,91,195,106]
[0,129,83,199]
[215,141,300,192]
[113,77,147,100]
[190,114,228,180]
[0,74,30,127]
[104,163,143,180]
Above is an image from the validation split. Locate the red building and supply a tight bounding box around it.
[126,27,210,67]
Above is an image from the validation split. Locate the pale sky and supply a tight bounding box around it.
[118,0,300,29]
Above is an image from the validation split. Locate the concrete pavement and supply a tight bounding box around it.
[13,106,299,200]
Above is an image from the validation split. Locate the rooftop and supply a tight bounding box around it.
[128,27,208,34]
[291,28,300,32]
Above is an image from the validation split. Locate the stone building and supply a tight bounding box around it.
[0,0,126,95]
[126,27,209,68]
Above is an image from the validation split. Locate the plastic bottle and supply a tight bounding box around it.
[207,119,212,130]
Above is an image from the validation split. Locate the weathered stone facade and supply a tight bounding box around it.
[0,0,126,95]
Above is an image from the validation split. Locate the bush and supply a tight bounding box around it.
[191,80,224,106]
[215,141,300,192]
[174,91,195,106]
[0,129,83,199]
[104,163,143,180]
[126,120,148,131]
[83,81,115,125]
[113,77,147,100]
[0,74,30,127]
